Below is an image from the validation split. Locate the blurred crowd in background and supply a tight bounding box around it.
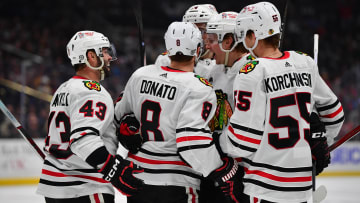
[0,0,359,141]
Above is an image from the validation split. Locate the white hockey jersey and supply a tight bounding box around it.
[209,54,254,111]
[37,76,118,198]
[221,51,344,202]
[114,65,223,189]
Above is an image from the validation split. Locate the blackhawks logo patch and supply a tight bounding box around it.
[161,51,168,55]
[240,61,259,74]
[83,81,101,91]
[195,75,212,87]
[295,51,308,56]
[246,55,255,60]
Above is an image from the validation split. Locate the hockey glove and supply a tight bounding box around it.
[207,157,244,203]
[117,113,143,154]
[99,155,144,196]
[309,112,330,176]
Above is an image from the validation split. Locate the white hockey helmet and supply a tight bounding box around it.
[66,31,116,67]
[235,2,281,53]
[164,22,202,57]
[182,4,218,23]
[206,11,239,52]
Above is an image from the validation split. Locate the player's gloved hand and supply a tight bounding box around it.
[310,112,330,176]
[207,157,244,203]
[99,155,144,196]
[117,113,143,154]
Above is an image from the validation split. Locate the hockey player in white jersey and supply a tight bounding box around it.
[37,31,144,203]
[115,22,243,203]
[155,4,218,79]
[219,2,345,202]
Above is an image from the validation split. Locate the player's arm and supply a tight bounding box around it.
[312,68,345,145]
[221,61,266,159]
[69,93,143,196]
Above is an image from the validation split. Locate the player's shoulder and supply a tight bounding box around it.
[155,51,171,66]
[65,76,110,97]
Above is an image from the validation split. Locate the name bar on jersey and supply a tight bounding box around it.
[140,79,177,100]
[52,92,69,107]
[264,72,312,93]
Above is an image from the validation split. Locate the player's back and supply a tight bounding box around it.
[117,64,218,189]
[227,51,322,202]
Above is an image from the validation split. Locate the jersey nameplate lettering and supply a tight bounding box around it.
[52,92,69,107]
[140,79,177,100]
[83,81,101,91]
[264,72,312,93]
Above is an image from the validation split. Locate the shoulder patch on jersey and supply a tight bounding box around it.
[239,61,259,74]
[83,81,101,91]
[246,55,256,60]
[295,51,308,56]
[195,75,213,87]
[161,51,168,55]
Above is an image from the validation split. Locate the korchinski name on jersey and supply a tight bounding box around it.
[264,72,312,93]
[51,92,69,107]
[140,79,177,100]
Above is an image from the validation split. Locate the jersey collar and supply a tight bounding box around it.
[161,66,186,72]
[263,51,290,60]
[72,75,89,80]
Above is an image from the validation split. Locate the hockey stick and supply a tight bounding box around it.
[328,125,360,152]
[0,99,45,160]
[279,0,289,51]
[131,0,146,66]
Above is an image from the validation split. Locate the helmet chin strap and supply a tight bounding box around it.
[224,52,230,67]
[201,49,210,57]
[85,57,105,81]
[243,38,259,58]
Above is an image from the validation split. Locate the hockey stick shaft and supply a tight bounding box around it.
[0,99,45,160]
[132,0,146,66]
[279,0,289,51]
[328,125,360,152]
[314,34,319,64]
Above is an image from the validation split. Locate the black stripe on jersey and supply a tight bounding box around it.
[44,160,99,173]
[176,127,211,134]
[244,178,312,192]
[229,137,257,152]
[241,158,312,172]
[71,132,98,144]
[177,143,214,153]
[70,127,99,136]
[143,167,202,179]
[139,148,179,157]
[317,100,339,112]
[324,115,345,126]
[230,122,263,136]
[39,178,86,186]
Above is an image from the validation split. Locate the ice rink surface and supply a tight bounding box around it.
[0,177,359,203]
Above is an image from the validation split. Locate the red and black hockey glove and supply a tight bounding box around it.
[309,112,330,176]
[99,155,144,196]
[207,157,244,203]
[117,114,143,154]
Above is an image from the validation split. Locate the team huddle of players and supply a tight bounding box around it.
[37,2,344,203]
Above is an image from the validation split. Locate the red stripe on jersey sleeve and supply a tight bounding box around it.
[320,106,343,118]
[42,169,107,183]
[128,154,190,166]
[244,167,311,182]
[176,136,213,143]
[228,126,261,145]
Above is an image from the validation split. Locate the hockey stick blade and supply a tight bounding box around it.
[313,185,327,203]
